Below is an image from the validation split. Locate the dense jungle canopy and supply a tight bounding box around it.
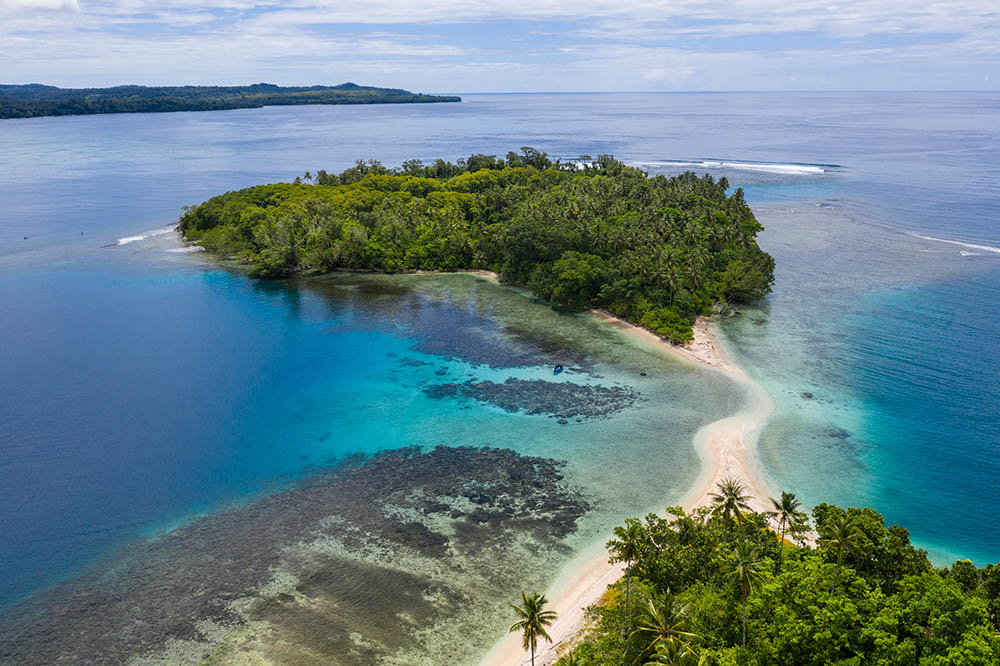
[179,148,775,343]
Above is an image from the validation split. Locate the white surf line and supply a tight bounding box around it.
[630,160,830,176]
[102,226,176,248]
[909,232,1000,255]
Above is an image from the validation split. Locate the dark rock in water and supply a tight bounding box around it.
[557,419,569,424]
[827,427,851,440]
[397,356,429,367]
[0,446,592,666]
[435,368,447,376]
[422,377,642,419]
[423,383,459,399]
[801,392,814,399]
[382,520,449,556]
[423,501,450,514]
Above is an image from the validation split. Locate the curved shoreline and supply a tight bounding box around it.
[477,308,777,666]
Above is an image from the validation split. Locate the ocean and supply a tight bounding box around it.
[1,92,998,663]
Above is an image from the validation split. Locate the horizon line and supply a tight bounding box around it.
[3,82,998,95]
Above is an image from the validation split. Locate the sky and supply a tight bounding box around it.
[1,0,998,92]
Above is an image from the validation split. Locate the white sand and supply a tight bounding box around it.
[477,310,777,666]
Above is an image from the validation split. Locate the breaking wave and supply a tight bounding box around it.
[113,227,175,246]
[633,160,830,175]
[910,233,1000,256]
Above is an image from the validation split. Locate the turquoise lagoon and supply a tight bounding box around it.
[1,92,999,662]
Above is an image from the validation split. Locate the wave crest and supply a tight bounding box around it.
[114,227,175,246]
[633,160,829,175]
[911,233,1000,256]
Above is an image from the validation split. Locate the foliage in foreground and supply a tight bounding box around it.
[178,148,775,343]
[558,497,1000,665]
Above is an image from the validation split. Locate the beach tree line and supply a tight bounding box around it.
[537,480,1000,665]
[178,148,775,343]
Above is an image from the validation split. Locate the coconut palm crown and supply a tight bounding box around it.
[819,516,863,594]
[724,541,767,648]
[608,518,645,627]
[629,592,700,663]
[509,591,558,666]
[770,491,807,573]
[709,478,752,544]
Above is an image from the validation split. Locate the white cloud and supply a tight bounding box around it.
[0,0,997,90]
[201,0,1000,40]
[0,0,79,11]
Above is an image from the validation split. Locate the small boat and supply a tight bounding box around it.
[553,364,564,375]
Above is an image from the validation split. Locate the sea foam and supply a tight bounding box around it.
[114,227,175,246]
[633,160,828,175]
[911,233,1000,256]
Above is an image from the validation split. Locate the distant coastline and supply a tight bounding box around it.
[0,82,460,119]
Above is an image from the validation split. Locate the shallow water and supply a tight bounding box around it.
[2,92,999,661]
[718,206,1000,564]
[0,269,741,664]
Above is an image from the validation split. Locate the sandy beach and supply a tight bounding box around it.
[477,308,777,666]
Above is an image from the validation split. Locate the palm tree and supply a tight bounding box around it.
[608,519,644,627]
[819,516,862,594]
[664,266,683,306]
[724,541,767,648]
[509,591,558,666]
[629,593,699,663]
[709,478,752,544]
[643,636,707,665]
[788,515,811,547]
[554,650,587,666]
[770,491,806,574]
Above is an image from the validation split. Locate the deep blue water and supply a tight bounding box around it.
[2,92,999,616]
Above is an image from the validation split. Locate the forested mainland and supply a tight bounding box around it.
[543,488,1000,665]
[0,82,460,119]
[179,148,775,343]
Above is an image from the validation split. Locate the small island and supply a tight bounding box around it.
[0,82,460,119]
[178,148,775,343]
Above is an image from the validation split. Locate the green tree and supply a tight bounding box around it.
[710,478,752,545]
[643,636,705,665]
[725,542,767,648]
[630,593,700,662]
[553,648,588,666]
[549,251,607,311]
[769,491,806,574]
[819,516,862,594]
[885,572,999,664]
[609,519,645,629]
[510,591,558,666]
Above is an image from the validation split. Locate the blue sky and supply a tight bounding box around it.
[1,0,997,91]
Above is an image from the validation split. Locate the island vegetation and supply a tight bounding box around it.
[539,482,1000,665]
[0,82,460,119]
[178,148,775,343]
